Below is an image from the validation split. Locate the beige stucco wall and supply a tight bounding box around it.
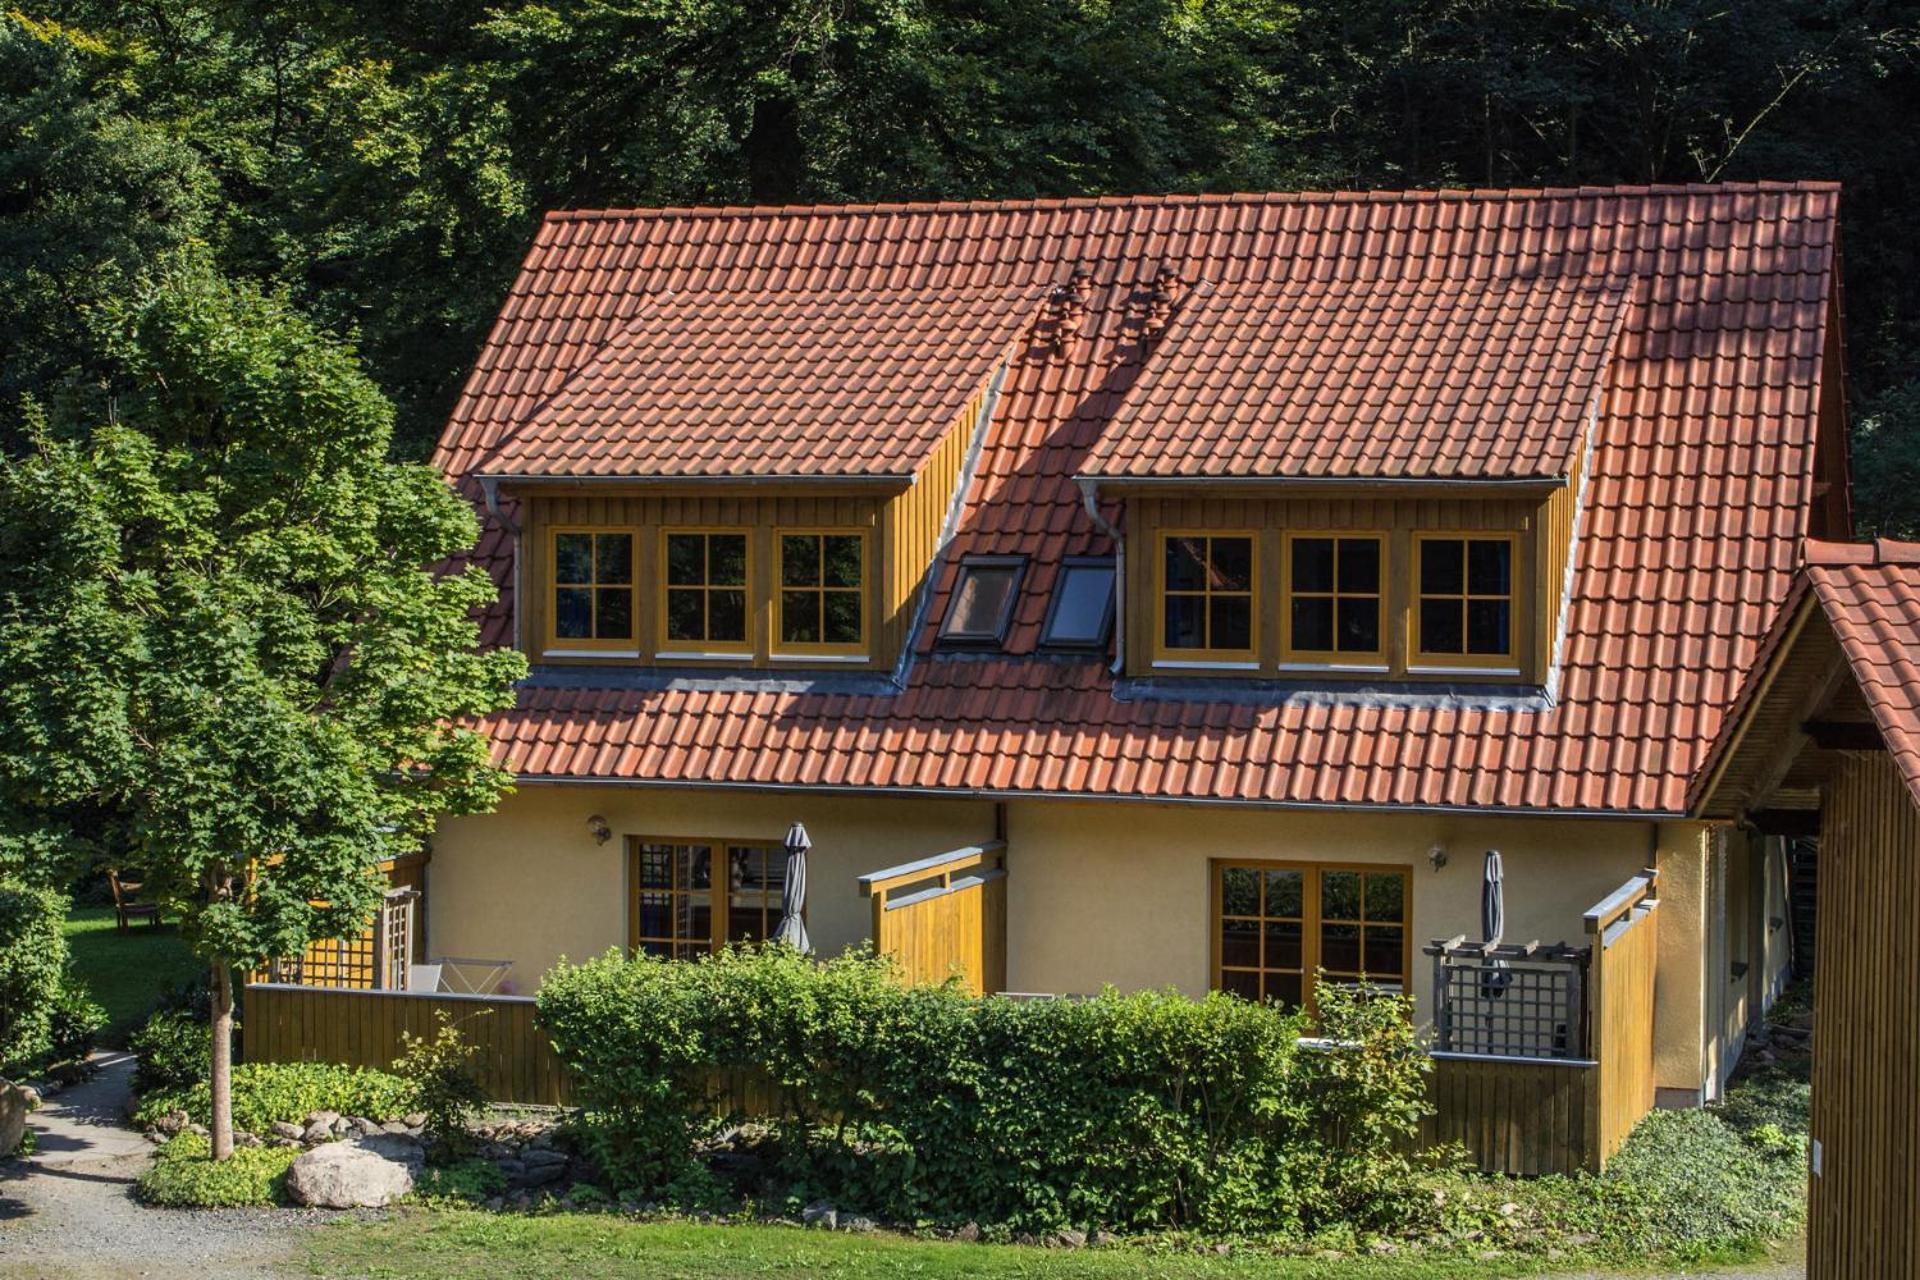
[426,785,995,990]
[428,786,1718,1100]
[1653,820,1713,1103]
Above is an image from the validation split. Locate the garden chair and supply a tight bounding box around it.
[108,870,160,933]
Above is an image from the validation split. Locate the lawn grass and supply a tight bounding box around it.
[63,905,200,1047]
[302,1212,1562,1280]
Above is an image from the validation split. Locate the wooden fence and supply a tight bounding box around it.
[1423,1053,1596,1175]
[1584,869,1659,1167]
[858,842,1007,996]
[243,982,572,1105]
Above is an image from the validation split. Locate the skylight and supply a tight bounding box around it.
[939,557,1026,647]
[1040,558,1116,650]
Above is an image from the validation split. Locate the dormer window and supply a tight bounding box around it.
[1284,534,1385,667]
[1414,534,1517,668]
[1159,533,1256,665]
[940,557,1025,647]
[1040,558,1116,650]
[661,530,751,656]
[776,531,868,657]
[549,528,638,653]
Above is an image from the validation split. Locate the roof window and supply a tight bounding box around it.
[939,557,1026,647]
[1040,558,1116,650]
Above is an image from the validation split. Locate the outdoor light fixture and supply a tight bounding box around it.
[586,814,612,845]
[1427,843,1449,872]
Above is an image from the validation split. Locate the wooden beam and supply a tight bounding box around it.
[1750,808,1822,837]
[1802,720,1888,751]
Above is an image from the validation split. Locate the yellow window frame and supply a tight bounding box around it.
[627,835,797,958]
[658,528,754,656]
[1280,531,1389,667]
[544,526,640,654]
[1156,530,1260,666]
[1410,532,1522,670]
[772,528,870,659]
[1209,859,1413,1014]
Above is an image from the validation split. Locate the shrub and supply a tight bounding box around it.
[135,1061,415,1133]
[130,1009,212,1097]
[538,947,1430,1236]
[412,1157,508,1204]
[47,975,106,1065]
[394,1011,487,1156]
[0,880,69,1070]
[137,1131,298,1207]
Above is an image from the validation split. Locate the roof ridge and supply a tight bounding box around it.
[542,181,1841,224]
[1804,537,1920,567]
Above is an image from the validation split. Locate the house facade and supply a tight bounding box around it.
[422,184,1846,1109]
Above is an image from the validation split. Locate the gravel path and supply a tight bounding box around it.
[0,1053,318,1279]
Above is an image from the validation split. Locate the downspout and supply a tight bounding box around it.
[1075,477,1125,674]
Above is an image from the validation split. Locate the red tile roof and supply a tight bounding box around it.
[1083,275,1628,480]
[1804,540,1920,805]
[440,184,1843,815]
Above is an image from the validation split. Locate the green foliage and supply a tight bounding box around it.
[0,879,69,1069]
[539,947,1429,1236]
[137,1131,298,1207]
[135,1061,416,1134]
[47,974,106,1065]
[412,1157,509,1206]
[395,1011,488,1156]
[130,1009,212,1097]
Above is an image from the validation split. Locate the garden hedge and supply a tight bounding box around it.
[0,879,68,1070]
[538,947,1429,1235]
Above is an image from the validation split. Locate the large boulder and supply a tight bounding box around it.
[285,1134,424,1208]
[0,1080,30,1156]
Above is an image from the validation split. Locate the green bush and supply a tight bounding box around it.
[137,1131,298,1207]
[412,1157,509,1204]
[0,880,69,1070]
[538,947,1430,1235]
[47,974,106,1065]
[130,1009,211,1096]
[135,1061,415,1134]
[394,1011,487,1156]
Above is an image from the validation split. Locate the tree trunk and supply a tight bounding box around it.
[210,963,235,1161]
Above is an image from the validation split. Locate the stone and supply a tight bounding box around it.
[402,1112,429,1130]
[1091,1231,1119,1248]
[521,1147,567,1168]
[285,1134,425,1209]
[512,1161,566,1189]
[234,1131,262,1149]
[839,1215,878,1234]
[381,1120,413,1136]
[303,1110,340,1130]
[349,1116,383,1138]
[1051,1230,1087,1249]
[186,1122,209,1138]
[0,1081,29,1157]
[270,1120,303,1141]
[301,1120,334,1146]
[801,1200,838,1230]
[952,1222,981,1243]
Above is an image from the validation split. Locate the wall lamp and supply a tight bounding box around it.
[586,814,612,846]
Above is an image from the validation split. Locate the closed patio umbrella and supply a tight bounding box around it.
[774,821,812,954]
[1481,849,1511,996]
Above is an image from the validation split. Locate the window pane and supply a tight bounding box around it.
[1264,870,1303,917]
[1291,597,1334,652]
[1364,873,1405,923]
[781,591,820,644]
[1221,917,1259,968]
[782,535,818,587]
[1468,540,1512,595]
[1165,537,1207,591]
[1364,926,1405,979]
[1220,867,1259,916]
[1337,598,1379,653]
[638,848,673,889]
[1220,969,1261,1001]
[1043,563,1115,646]
[1210,596,1252,651]
[1337,538,1381,593]
[1322,922,1362,973]
[709,588,747,641]
[1291,538,1334,593]
[824,591,862,644]
[684,846,712,891]
[596,533,633,585]
[1264,920,1303,970]
[1322,870,1362,920]
[1210,537,1252,591]
[596,587,633,640]
[823,536,863,588]
[1420,599,1464,654]
[638,895,671,940]
[1164,594,1205,650]
[555,534,594,585]
[1264,972,1303,1008]
[944,565,1018,640]
[555,587,592,639]
[1467,599,1511,655]
[1421,538,1464,595]
[666,589,704,641]
[728,905,767,943]
[710,535,748,586]
[666,534,704,586]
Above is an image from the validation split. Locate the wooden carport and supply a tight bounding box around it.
[1691,538,1920,1280]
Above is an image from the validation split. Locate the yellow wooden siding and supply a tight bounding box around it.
[1123,493,1562,682]
[1809,752,1920,1280]
[1423,1055,1595,1175]
[880,383,982,662]
[1590,902,1659,1165]
[873,875,1007,997]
